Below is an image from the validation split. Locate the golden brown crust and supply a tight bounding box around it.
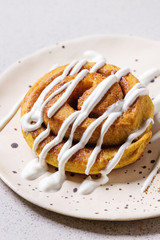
[22,127,152,174]
[21,62,154,174]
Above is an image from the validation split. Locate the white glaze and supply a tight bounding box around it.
[21,81,72,132]
[70,59,87,75]
[59,101,123,175]
[39,171,66,192]
[105,118,153,174]
[122,87,149,111]
[78,175,109,195]
[0,50,157,194]
[57,79,148,177]
[21,158,48,180]
[79,118,153,194]
[83,50,104,62]
[0,95,24,131]
[32,124,50,153]
[85,85,150,174]
[39,111,79,166]
[21,60,77,132]
[139,68,160,85]
[85,111,122,174]
[141,155,160,192]
[39,67,152,193]
[47,69,89,118]
[140,93,160,192]
[153,95,160,115]
[57,68,129,162]
[37,68,128,191]
[19,51,159,194]
[141,93,160,192]
[89,59,105,73]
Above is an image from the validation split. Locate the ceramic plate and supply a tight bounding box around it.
[1,35,160,221]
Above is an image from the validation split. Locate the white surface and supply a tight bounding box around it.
[1,0,160,239]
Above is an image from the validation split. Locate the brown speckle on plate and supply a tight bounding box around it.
[142,166,146,169]
[11,143,18,148]
[150,160,155,164]
[73,188,77,193]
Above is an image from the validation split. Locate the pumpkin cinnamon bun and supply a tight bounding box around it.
[21,58,154,181]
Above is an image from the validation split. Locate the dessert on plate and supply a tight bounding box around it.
[20,51,158,194]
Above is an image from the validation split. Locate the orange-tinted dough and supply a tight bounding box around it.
[21,62,154,174]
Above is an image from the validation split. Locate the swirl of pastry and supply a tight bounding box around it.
[21,61,154,175]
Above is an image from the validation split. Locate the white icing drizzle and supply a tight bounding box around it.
[78,175,109,195]
[59,102,123,176]
[140,94,160,192]
[141,155,160,193]
[153,95,160,115]
[38,68,124,169]
[79,118,153,195]
[151,96,160,142]
[38,111,79,165]
[21,82,71,132]
[21,60,78,132]
[37,67,151,192]
[105,118,153,175]
[85,111,122,175]
[57,68,129,162]
[123,87,149,112]
[90,59,106,73]
[39,171,66,192]
[32,124,50,153]
[47,69,89,118]
[33,61,112,168]
[139,68,160,85]
[21,158,48,180]
[57,80,148,178]
[83,50,104,62]
[19,51,158,194]
[70,59,87,75]
[0,95,24,131]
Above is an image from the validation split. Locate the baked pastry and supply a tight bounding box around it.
[21,59,154,180]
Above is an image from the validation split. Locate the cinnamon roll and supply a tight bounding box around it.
[21,59,154,180]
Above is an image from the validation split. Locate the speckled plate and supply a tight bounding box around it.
[1,35,160,221]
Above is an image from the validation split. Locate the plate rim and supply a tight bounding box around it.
[1,33,160,84]
[1,34,160,221]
